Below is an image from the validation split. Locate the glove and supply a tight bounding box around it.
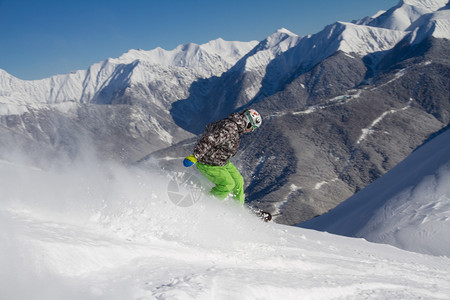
[183,155,198,167]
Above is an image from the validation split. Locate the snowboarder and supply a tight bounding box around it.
[183,109,262,204]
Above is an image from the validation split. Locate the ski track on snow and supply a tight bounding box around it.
[1,123,450,299]
[2,208,450,300]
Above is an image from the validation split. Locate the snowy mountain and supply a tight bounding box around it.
[0,39,257,107]
[170,28,305,132]
[171,22,409,133]
[300,128,450,256]
[1,0,447,117]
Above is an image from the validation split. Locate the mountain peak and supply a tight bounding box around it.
[261,28,300,50]
[372,10,387,19]
[401,0,449,10]
[364,0,449,30]
[199,38,258,61]
[276,28,297,36]
[310,21,408,57]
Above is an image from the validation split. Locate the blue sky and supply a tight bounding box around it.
[0,0,399,80]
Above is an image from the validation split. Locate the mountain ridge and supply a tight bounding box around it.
[0,39,258,108]
[1,0,448,111]
[355,0,448,30]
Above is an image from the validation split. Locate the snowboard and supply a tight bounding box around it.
[253,209,272,222]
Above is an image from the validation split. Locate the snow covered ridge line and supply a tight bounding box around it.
[0,39,258,106]
[407,8,450,44]
[326,22,409,56]
[355,0,449,31]
[113,38,259,69]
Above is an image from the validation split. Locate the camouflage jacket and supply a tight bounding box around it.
[193,112,247,166]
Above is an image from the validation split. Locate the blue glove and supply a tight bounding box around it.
[183,155,197,167]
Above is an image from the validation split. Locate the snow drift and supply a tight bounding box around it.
[300,129,450,257]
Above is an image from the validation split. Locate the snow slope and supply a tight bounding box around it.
[234,28,303,101]
[407,7,450,43]
[295,21,407,62]
[1,150,450,299]
[300,129,450,257]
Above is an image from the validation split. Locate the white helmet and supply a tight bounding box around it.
[244,109,262,131]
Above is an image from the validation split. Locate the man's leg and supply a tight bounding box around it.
[196,163,235,200]
[223,162,245,204]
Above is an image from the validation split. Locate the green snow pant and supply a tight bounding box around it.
[196,161,245,204]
